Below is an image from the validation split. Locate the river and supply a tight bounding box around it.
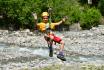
[0,43,104,70]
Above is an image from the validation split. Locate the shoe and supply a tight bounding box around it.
[57,52,66,61]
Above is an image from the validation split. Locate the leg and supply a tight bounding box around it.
[44,35,53,57]
[48,42,53,57]
[57,40,66,61]
[47,37,54,57]
[59,40,65,52]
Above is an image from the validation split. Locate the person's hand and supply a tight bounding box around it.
[32,13,37,20]
[62,16,68,22]
[62,18,66,22]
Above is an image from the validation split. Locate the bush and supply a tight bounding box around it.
[69,6,81,23]
[0,0,42,29]
[80,8,101,29]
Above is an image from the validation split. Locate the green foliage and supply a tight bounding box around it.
[79,0,88,5]
[68,6,81,23]
[0,0,81,29]
[47,0,80,24]
[80,8,101,29]
[0,0,42,29]
[0,0,103,30]
[98,0,104,16]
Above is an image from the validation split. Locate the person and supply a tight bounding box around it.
[33,12,66,61]
[44,30,66,61]
[33,12,66,32]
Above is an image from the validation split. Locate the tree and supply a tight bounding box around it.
[0,0,42,29]
[98,0,104,16]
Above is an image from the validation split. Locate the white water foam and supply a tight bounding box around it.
[19,48,31,52]
[32,48,49,57]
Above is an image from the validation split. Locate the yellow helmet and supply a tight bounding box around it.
[41,12,49,17]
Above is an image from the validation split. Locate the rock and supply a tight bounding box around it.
[0,25,104,69]
[27,32,34,36]
[14,31,20,37]
[69,23,82,31]
[22,29,30,33]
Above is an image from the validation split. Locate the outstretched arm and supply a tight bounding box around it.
[53,16,67,26]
